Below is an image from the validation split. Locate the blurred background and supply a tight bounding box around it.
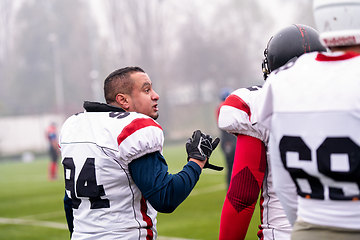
[0,0,315,160]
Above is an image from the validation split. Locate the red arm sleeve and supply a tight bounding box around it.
[219,134,266,240]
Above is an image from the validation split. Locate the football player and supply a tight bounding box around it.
[218,24,326,240]
[46,122,60,180]
[216,87,237,188]
[60,66,221,239]
[258,1,360,239]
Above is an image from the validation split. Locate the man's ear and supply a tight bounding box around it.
[115,93,130,110]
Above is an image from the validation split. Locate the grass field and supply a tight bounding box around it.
[0,144,260,240]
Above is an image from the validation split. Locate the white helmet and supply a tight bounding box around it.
[313,0,360,47]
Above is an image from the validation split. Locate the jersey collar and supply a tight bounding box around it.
[83,101,126,112]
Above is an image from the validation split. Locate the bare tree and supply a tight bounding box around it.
[0,0,312,141]
[0,0,101,117]
[102,0,175,129]
[0,0,17,68]
[104,1,161,73]
[0,0,18,115]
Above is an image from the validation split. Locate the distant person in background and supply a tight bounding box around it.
[216,87,236,187]
[46,122,59,181]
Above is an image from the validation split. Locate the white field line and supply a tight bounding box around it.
[0,218,196,240]
[0,184,225,239]
[0,217,68,229]
[21,211,64,219]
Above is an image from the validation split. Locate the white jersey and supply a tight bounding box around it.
[60,110,164,240]
[218,86,269,142]
[218,86,293,239]
[258,51,360,230]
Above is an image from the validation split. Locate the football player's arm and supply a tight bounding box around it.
[219,134,267,240]
[63,192,74,236]
[129,151,202,213]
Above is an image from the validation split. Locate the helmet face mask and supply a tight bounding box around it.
[262,24,327,80]
[262,48,270,80]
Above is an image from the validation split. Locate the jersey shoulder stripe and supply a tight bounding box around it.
[222,94,251,119]
[316,51,360,62]
[117,117,163,146]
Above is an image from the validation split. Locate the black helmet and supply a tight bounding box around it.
[262,24,326,80]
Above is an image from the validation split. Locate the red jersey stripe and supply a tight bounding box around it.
[140,196,154,240]
[117,118,162,146]
[316,51,360,61]
[222,94,251,119]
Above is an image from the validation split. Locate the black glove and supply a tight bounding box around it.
[186,130,223,171]
[202,134,223,171]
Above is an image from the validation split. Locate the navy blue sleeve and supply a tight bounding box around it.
[129,151,202,213]
[64,192,73,237]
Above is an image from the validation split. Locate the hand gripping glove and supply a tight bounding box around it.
[186,130,223,171]
[202,134,223,171]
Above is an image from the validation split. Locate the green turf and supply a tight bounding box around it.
[0,145,260,240]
